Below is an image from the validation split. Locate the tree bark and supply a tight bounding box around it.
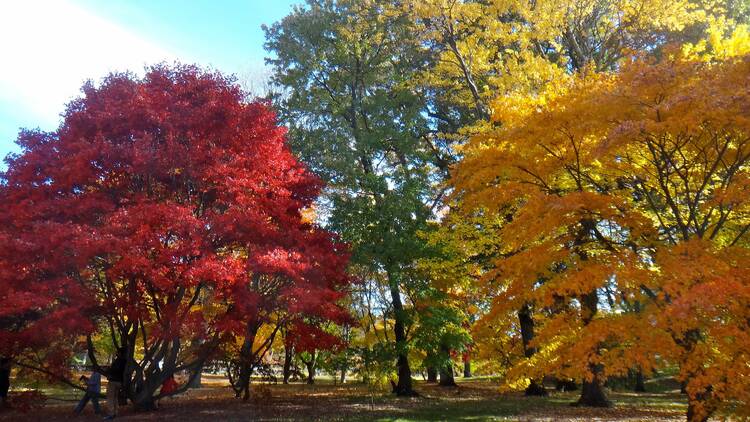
[388,273,416,396]
[188,367,202,389]
[188,338,203,388]
[679,328,716,421]
[525,379,548,396]
[304,354,316,385]
[575,291,611,407]
[237,323,259,400]
[634,368,646,393]
[576,369,612,407]
[305,362,315,384]
[444,29,490,119]
[438,365,456,387]
[463,357,471,378]
[426,366,438,383]
[283,344,293,384]
[438,344,457,387]
[518,303,547,396]
[91,330,217,410]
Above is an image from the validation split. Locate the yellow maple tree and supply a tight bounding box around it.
[453,22,750,420]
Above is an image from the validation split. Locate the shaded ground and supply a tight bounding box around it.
[0,376,694,421]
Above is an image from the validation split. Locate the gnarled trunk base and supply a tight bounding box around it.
[438,366,456,387]
[574,379,611,407]
[392,355,418,396]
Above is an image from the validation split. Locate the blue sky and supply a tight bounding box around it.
[0,0,300,165]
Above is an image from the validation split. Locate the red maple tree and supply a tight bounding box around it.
[0,64,351,408]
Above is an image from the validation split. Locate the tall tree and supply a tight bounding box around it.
[421,0,729,406]
[264,0,438,395]
[454,24,750,421]
[580,27,750,421]
[0,64,351,409]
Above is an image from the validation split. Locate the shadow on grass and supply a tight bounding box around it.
[0,378,692,421]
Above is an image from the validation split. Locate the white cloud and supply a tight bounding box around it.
[0,0,180,129]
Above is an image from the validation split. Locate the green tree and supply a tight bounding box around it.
[264,0,440,395]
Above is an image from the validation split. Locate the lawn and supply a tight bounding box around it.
[0,376,701,421]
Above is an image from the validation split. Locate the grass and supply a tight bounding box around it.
[0,376,703,421]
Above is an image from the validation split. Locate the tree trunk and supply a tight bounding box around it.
[438,365,456,387]
[88,334,150,411]
[120,337,136,406]
[283,344,293,384]
[687,392,716,422]
[518,303,546,396]
[339,325,350,385]
[237,359,253,400]
[438,345,457,387]
[634,368,646,393]
[388,274,416,396]
[684,372,716,422]
[188,367,202,389]
[576,371,611,407]
[305,359,316,385]
[132,386,159,411]
[575,290,611,407]
[426,366,438,383]
[237,326,258,400]
[131,361,173,411]
[525,379,548,397]
[188,338,203,388]
[463,357,471,378]
[686,402,709,422]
